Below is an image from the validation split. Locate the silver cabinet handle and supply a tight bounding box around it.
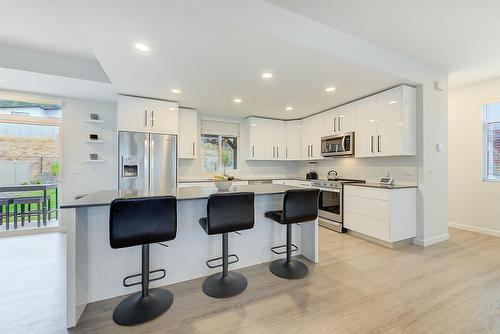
[192,142,195,156]
[377,135,381,153]
[273,146,275,158]
[334,118,336,132]
[286,147,288,159]
[311,145,314,158]
[371,136,374,153]
[151,110,154,128]
[144,110,148,127]
[252,145,255,158]
[277,146,279,158]
[339,117,342,132]
[308,145,310,158]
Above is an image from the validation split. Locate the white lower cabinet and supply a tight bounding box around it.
[178,180,249,188]
[343,185,416,243]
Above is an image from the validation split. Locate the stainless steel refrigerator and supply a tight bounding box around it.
[118,131,177,192]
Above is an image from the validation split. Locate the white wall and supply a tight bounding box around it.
[449,76,500,236]
[0,89,117,230]
[179,114,299,180]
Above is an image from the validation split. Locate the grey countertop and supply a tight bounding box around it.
[346,182,418,189]
[61,184,297,209]
[178,177,308,183]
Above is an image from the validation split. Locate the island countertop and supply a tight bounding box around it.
[61,184,299,209]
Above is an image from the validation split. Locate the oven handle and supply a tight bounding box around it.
[312,186,341,193]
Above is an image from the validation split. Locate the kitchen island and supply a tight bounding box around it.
[61,184,318,328]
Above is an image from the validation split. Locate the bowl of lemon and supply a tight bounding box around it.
[213,174,235,191]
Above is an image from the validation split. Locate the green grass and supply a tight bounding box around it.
[2,188,58,223]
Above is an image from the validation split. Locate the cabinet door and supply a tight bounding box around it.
[337,102,355,134]
[149,100,178,134]
[323,109,335,135]
[117,95,150,132]
[376,87,402,156]
[354,96,377,158]
[264,119,276,159]
[178,108,198,159]
[275,120,286,159]
[310,113,324,159]
[285,120,301,160]
[248,117,266,159]
[301,116,313,160]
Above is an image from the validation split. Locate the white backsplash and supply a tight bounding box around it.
[298,156,418,184]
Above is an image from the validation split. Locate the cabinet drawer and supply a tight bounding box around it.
[344,212,390,242]
[344,195,389,221]
[344,185,390,201]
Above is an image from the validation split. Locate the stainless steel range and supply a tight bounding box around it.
[311,178,365,233]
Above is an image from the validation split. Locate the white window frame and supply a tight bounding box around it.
[200,133,239,172]
[482,103,500,182]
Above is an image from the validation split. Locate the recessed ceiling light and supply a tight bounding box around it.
[388,100,397,104]
[261,72,273,79]
[169,107,176,111]
[285,106,293,111]
[325,86,336,92]
[171,88,181,94]
[134,42,150,52]
[233,98,242,103]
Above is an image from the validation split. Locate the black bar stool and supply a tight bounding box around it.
[109,196,177,326]
[265,188,319,279]
[199,192,255,298]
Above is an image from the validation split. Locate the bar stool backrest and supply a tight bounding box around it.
[206,192,255,234]
[109,196,177,249]
[283,189,320,224]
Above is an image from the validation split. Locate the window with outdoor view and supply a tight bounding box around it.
[201,134,238,172]
[482,102,500,181]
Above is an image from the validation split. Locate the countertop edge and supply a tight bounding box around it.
[345,183,418,189]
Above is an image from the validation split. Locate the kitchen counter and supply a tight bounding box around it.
[178,176,309,183]
[347,182,418,189]
[62,183,318,327]
[61,184,298,208]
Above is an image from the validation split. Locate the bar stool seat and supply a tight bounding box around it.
[265,188,319,280]
[199,192,255,298]
[109,196,177,326]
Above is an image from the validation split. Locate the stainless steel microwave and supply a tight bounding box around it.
[321,132,354,157]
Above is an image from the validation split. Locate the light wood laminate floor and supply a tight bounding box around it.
[4,228,500,333]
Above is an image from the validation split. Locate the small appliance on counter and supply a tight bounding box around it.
[305,162,318,180]
[327,170,338,180]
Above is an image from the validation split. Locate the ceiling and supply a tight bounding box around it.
[269,0,500,88]
[0,0,499,117]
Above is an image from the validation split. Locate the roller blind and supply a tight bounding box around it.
[200,119,240,137]
[482,102,500,181]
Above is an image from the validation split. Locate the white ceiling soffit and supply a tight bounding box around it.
[0,44,110,83]
[0,67,116,102]
[0,0,95,60]
[268,0,500,88]
[66,0,415,119]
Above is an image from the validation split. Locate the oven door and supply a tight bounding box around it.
[317,188,342,222]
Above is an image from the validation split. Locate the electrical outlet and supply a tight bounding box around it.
[403,167,413,176]
[384,169,390,177]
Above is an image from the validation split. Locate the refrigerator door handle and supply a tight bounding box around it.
[144,138,149,189]
[150,137,154,190]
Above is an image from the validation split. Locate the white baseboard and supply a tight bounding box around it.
[448,221,500,237]
[413,233,449,247]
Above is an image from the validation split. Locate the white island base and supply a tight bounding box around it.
[65,190,318,328]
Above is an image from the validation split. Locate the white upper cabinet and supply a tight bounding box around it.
[246,117,297,160]
[178,108,198,159]
[354,95,378,158]
[324,102,355,136]
[247,117,267,160]
[284,120,301,160]
[301,113,324,160]
[355,86,416,158]
[117,95,178,134]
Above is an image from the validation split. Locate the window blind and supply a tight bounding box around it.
[482,102,500,181]
[200,119,240,137]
